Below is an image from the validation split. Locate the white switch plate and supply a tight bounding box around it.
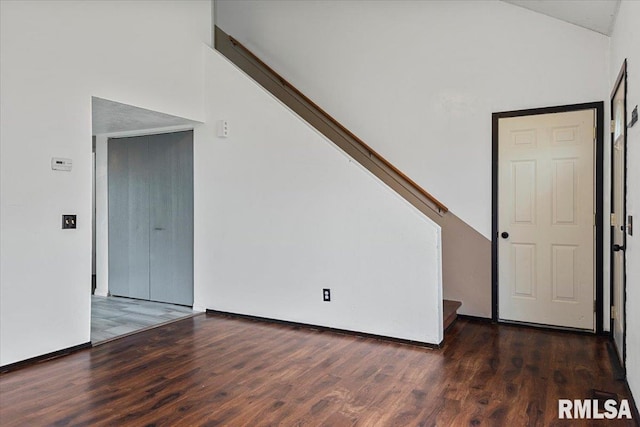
[218,120,229,138]
[51,157,72,172]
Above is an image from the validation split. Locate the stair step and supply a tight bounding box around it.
[443,299,462,331]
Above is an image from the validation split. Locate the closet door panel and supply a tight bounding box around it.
[108,136,150,300]
[148,131,194,306]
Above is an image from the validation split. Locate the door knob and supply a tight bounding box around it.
[501,232,509,239]
[613,244,625,252]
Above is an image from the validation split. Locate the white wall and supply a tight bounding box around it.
[610,0,640,406]
[194,49,444,344]
[216,0,610,239]
[1,0,444,365]
[0,0,211,366]
[94,136,109,298]
[1,0,616,366]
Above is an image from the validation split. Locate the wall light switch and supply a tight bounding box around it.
[62,214,77,229]
[218,120,229,138]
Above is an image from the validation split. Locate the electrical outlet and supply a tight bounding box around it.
[323,288,331,302]
[62,214,77,229]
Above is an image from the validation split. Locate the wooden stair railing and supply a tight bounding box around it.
[214,26,448,217]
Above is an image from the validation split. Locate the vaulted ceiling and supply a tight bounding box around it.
[91,1,621,135]
[502,0,621,36]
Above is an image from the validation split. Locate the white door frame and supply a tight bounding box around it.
[610,59,628,368]
[491,102,605,333]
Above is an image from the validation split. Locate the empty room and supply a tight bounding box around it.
[1,0,639,425]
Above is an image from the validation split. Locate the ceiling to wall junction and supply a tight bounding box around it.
[502,0,620,35]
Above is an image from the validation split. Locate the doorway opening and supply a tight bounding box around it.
[610,59,628,369]
[492,102,604,333]
[91,97,200,344]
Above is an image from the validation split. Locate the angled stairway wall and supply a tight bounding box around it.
[195,47,444,345]
[215,27,491,318]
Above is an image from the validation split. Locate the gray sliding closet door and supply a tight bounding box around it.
[148,132,193,306]
[108,136,151,300]
[108,131,193,306]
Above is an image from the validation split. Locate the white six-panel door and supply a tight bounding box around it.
[498,110,595,330]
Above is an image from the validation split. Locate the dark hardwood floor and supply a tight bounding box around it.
[0,314,635,426]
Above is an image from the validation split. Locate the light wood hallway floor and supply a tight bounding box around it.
[0,314,635,426]
[91,295,196,344]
